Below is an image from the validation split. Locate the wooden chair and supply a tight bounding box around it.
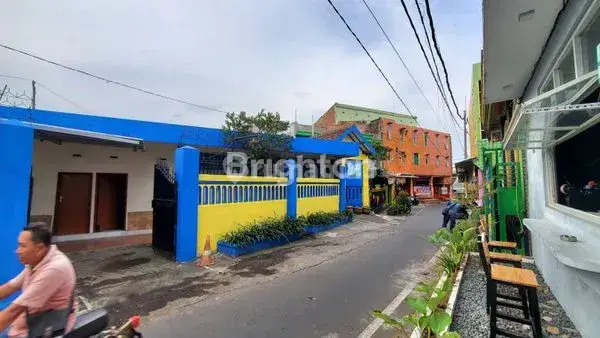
[479,217,518,253]
[477,235,543,338]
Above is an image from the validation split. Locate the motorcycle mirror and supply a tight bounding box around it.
[129,316,141,329]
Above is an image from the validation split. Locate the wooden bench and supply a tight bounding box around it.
[477,234,543,338]
[491,264,538,288]
[479,217,519,253]
[489,251,523,264]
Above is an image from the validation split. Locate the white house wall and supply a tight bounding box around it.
[30,140,176,233]
[517,1,600,335]
[526,148,600,337]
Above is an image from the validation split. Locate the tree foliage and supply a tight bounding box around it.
[222,109,292,159]
[369,139,391,161]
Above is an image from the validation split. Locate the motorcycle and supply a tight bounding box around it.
[410,196,420,206]
[65,308,142,338]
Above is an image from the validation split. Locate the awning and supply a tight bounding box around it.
[504,73,600,150]
[455,158,476,172]
[483,0,564,103]
[31,121,144,149]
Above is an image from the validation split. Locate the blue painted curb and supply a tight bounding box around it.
[303,217,352,235]
[217,233,303,257]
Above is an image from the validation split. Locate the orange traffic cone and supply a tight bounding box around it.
[198,235,215,267]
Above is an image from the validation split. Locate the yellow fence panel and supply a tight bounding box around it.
[198,200,286,252]
[198,174,288,252]
[296,178,340,217]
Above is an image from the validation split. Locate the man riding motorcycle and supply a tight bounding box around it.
[0,223,76,338]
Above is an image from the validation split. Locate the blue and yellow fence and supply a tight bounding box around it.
[297,178,340,216]
[198,175,287,251]
[196,158,368,253]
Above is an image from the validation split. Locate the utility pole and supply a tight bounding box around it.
[463,96,468,160]
[0,84,7,102]
[463,109,467,159]
[31,80,36,109]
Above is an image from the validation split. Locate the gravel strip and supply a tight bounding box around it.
[450,255,581,337]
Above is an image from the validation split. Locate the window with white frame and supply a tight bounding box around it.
[553,90,600,214]
[537,6,600,216]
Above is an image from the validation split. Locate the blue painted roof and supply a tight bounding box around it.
[0,106,359,157]
[335,125,376,155]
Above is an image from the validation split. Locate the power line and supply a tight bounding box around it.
[0,74,89,111]
[413,0,445,99]
[359,0,464,152]
[0,43,229,114]
[325,0,451,160]
[395,0,461,124]
[423,0,462,119]
[37,83,90,112]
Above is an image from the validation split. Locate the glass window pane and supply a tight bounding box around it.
[557,50,576,85]
[582,11,600,73]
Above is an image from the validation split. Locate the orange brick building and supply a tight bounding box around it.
[378,118,453,199]
[315,103,453,200]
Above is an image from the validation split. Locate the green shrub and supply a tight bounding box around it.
[220,216,305,247]
[428,220,477,276]
[373,278,459,337]
[221,211,353,246]
[387,191,412,216]
[301,211,352,228]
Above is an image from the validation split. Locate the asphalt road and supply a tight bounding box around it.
[144,205,442,338]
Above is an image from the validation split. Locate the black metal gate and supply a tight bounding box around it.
[151,160,177,256]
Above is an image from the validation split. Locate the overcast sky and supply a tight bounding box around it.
[0,0,481,162]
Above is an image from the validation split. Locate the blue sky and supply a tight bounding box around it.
[0,0,482,161]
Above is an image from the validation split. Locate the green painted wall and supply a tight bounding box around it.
[295,129,374,143]
[332,103,418,126]
[469,63,483,163]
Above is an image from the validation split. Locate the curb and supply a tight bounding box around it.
[445,252,470,317]
[409,251,470,338]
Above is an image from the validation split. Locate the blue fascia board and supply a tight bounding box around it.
[0,118,34,129]
[0,106,359,157]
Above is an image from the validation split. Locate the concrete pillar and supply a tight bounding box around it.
[361,157,370,208]
[174,146,199,263]
[429,176,434,198]
[339,162,347,212]
[286,159,297,219]
[409,178,414,197]
[0,120,33,309]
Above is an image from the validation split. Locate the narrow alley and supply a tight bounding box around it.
[135,205,441,337]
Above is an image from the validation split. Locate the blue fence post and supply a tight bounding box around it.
[174,146,199,263]
[339,162,347,212]
[286,159,297,219]
[0,121,33,309]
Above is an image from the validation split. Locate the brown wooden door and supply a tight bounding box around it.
[54,173,92,235]
[95,174,127,232]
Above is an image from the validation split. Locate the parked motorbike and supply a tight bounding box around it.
[410,196,420,206]
[65,310,142,338]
